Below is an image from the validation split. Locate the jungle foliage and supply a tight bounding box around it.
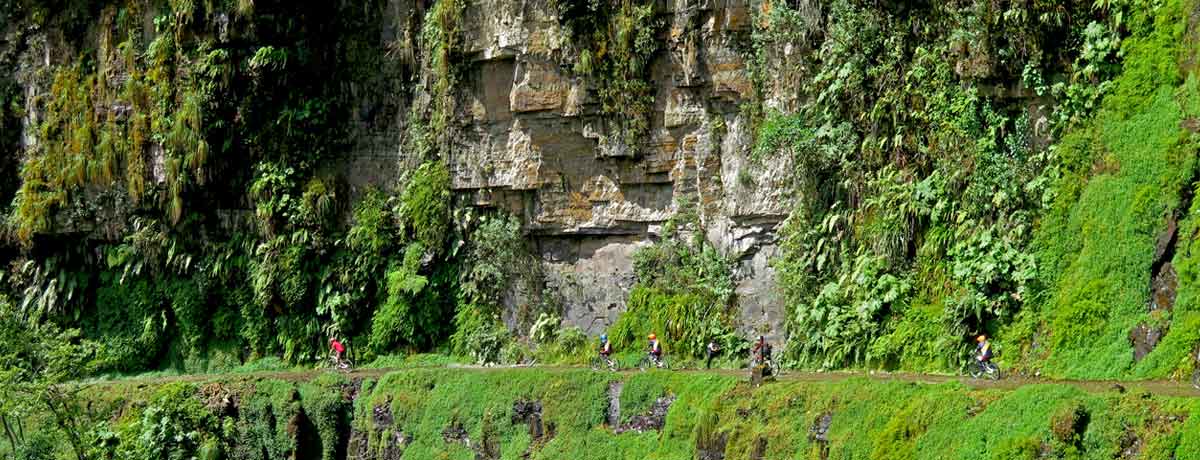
[0,0,544,376]
[611,202,743,359]
[0,0,1198,399]
[758,0,1200,379]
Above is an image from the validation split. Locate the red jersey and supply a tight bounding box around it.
[331,339,345,354]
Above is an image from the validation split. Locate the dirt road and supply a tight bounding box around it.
[90,364,1200,397]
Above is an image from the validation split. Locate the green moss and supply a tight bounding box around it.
[46,369,1200,460]
[1033,0,1199,378]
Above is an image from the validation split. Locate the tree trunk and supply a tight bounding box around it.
[14,417,23,446]
[2,415,19,452]
[45,397,86,460]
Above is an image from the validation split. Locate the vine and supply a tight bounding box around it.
[560,0,664,146]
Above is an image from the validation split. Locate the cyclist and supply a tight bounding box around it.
[598,334,614,368]
[706,339,720,369]
[329,337,347,369]
[751,336,772,366]
[975,334,992,364]
[647,333,663,368]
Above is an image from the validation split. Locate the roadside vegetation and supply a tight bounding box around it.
[4,0,1200,457]
[6,367,1200,460]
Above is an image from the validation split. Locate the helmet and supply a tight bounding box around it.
[648,333,656,340]
[976,335,987,342]
[600,334,608,341]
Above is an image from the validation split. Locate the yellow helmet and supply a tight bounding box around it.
[976,335,987,343]
[648,333,656,340]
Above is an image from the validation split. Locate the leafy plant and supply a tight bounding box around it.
[399,161,451,254]
[369,244,430,353]
[0,298,97,460]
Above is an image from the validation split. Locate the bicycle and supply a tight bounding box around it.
[637,353,669,371]
[330,353,353,372]
[969,359,1001,380]
[590,354,617,372]
[750,356,779,377]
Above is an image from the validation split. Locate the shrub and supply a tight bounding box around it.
[399,161,451,254]
[450,304,509,364]
[369,244,430,353]
[90,276,168,373]
[167,276,209,359]
[115,383,219,460]
[610,286,737,359]
[459,212,526,308]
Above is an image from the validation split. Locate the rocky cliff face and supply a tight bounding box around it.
[376,0,793,338]
[3,0,793,340]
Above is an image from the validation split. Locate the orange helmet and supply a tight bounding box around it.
[976,335,987,342]
[648,333,656,340]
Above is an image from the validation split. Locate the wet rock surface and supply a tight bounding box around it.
[606,381,624,427]
[442,422,470,445]
[809,412,833,460]
[1130,323,1167,362]
[1150,262,1179,313]
[1117,428,1142,459]
[614,396,676,433]
[351,396,409,460]
[1132,214,1181,362]
[373,401,394,428]
[383,431,411,460]
[697,432,728,460]
[512,400,547,440]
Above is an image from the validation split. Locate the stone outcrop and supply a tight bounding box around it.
[415,0,791,340]
[5,0,794,341]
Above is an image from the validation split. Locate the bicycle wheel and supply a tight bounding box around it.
[638,357,653,372]
[969,363,983,379]
[1192,368,1200,390]
[590,357,604,371]
[985,363,1001,380]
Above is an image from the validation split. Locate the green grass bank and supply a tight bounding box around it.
[11,368,1200,460]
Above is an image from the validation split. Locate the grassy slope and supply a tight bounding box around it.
[1026,0,1200,379]
[63,368,1200,460]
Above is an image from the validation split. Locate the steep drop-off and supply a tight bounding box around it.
[48,369,1200,460]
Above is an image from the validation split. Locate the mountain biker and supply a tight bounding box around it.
[706,339,720,369]
[975,335,992,364]
[599,334,614,367]
[330,337,346,368]
[751,336,772,365]
[647,333,663,367]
